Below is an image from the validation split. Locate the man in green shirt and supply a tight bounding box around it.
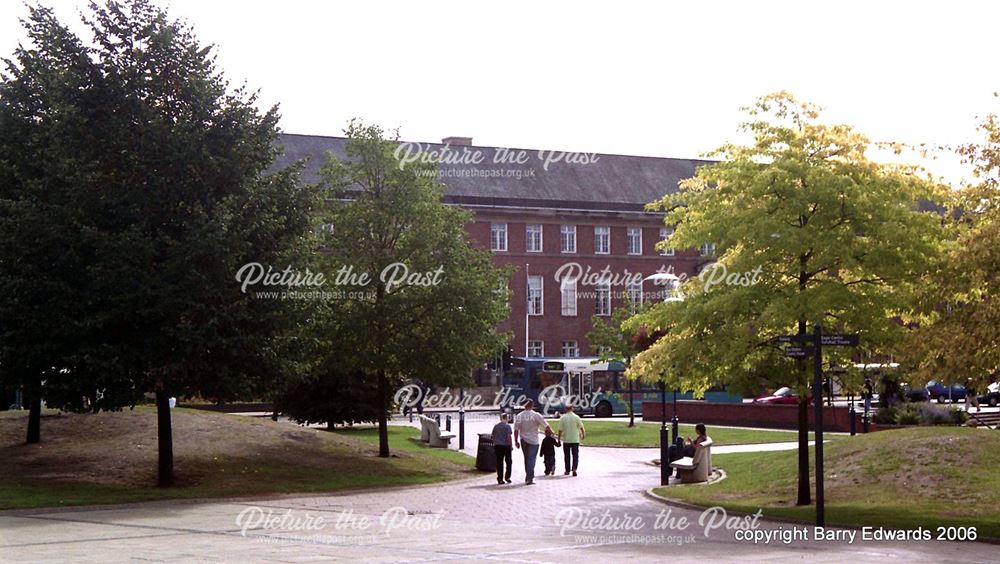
[557,404,586,476]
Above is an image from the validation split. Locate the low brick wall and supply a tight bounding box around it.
[642,400,876,433]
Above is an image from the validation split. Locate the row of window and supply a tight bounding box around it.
[527,276,643,316]
[490,223,718,257]
[491,223,677,256]
[527,340,581,358]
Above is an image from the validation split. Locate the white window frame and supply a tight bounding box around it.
[594,226,610,254]
[700,242,716,257]
[560,277,577,316]
[627,280,643,312]
[560,225,577,253]
[627,227,642,255]
[526,224,543,253]
[659,227,675,256]
[561,340,580,358]
[491,223,508,252]
[595,280,611,316]
[528,340,544,358]
[528,275,543,316]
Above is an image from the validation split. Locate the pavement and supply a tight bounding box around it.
[1,415,996,563]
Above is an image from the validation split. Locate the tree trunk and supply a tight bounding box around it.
[26,396,41,444]
[628,380,635,427]
[377,370,389,458]
[155,390,175,487]
[796,397,811,505]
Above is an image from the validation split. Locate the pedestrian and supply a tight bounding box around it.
[491,413,513,485]
[557,403,585,476]
[513,399,551,485]
[539,427,560,475]
[966,378,980,413]
[863,375,874,414]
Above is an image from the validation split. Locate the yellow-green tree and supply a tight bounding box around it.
[906,112,1000,390]
[626,93,946,506]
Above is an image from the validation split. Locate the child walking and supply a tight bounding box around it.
[539,427,561,476]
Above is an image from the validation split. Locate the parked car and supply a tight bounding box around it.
[753,387,811,405]
[926,380,967,403]
[901,383,929,402]
[977,381,1000,407]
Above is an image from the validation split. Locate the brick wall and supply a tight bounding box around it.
[642,400,877,433]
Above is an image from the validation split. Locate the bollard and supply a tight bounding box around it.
[446,414,452,432]
[863,413,870,433]
[459,409,465,450]
[660,426,670,486]
[435,413,441,426]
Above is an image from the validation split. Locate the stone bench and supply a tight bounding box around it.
[419,415,456,448]
[669,437,713,483]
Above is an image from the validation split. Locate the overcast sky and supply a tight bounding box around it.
[2,1,996,183]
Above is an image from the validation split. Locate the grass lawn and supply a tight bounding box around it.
[330,425,472,465]
[0,408,474,510]
[653,426,1000,538]
[550,420,836,447]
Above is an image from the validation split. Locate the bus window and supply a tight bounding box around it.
[592,371,615,392]
[539,371,562,389]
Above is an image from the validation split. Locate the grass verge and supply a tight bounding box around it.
[652,426,1000,538]
[550,420,837,447]
[0,408,472,510]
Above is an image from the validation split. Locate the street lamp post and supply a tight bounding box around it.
[660,382,669,486]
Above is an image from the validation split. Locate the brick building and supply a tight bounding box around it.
[277,134,713,358]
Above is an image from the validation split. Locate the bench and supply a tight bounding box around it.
[669,437,713,483]
[419,415,456,448]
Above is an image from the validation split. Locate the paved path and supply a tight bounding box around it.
[1,417,995,562]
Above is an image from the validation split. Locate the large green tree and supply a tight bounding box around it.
[627,92,945,505]
[906,111,1000,388]
[307,121,510,457]
[0,1,316,485]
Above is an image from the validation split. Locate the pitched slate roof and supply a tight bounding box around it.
[274,133,711,212]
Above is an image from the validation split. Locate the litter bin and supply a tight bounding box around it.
[475,433,497,472]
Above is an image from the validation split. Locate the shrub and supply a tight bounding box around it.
[871,403,966,426]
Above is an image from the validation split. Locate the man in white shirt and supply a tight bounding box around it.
[513,399,551,485]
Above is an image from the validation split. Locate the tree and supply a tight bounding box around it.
[313,120,510,457]
[906,111,1000,388]
[0,1,316,485]
[626,92,945,506]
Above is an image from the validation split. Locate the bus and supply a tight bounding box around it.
[502,357,743,417]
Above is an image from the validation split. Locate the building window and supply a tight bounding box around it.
[528,275,543,315]
[659,227,675,256]
[560,277,577,316]
[594,226,610,254]
[700,242,716,257]
[562,340,580,358]
[491,223,507,252]
[595,280,611,316]
[560,225,576,253]
[528,340,544,358]
[627,227,642,255]
[627,280,643,312]
[526,224,542,252]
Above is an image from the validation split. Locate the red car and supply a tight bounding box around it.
[753,387,811,405]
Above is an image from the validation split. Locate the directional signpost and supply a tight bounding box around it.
[777,327,859,528]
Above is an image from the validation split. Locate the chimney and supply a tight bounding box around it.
[442,136,473,146]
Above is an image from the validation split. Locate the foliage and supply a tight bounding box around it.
[873,403,969,426]
[0,0,316,480]
[626,92,947,505]
[281,121,510,455]
[627,92,946,395]
[905,108,1000,389]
